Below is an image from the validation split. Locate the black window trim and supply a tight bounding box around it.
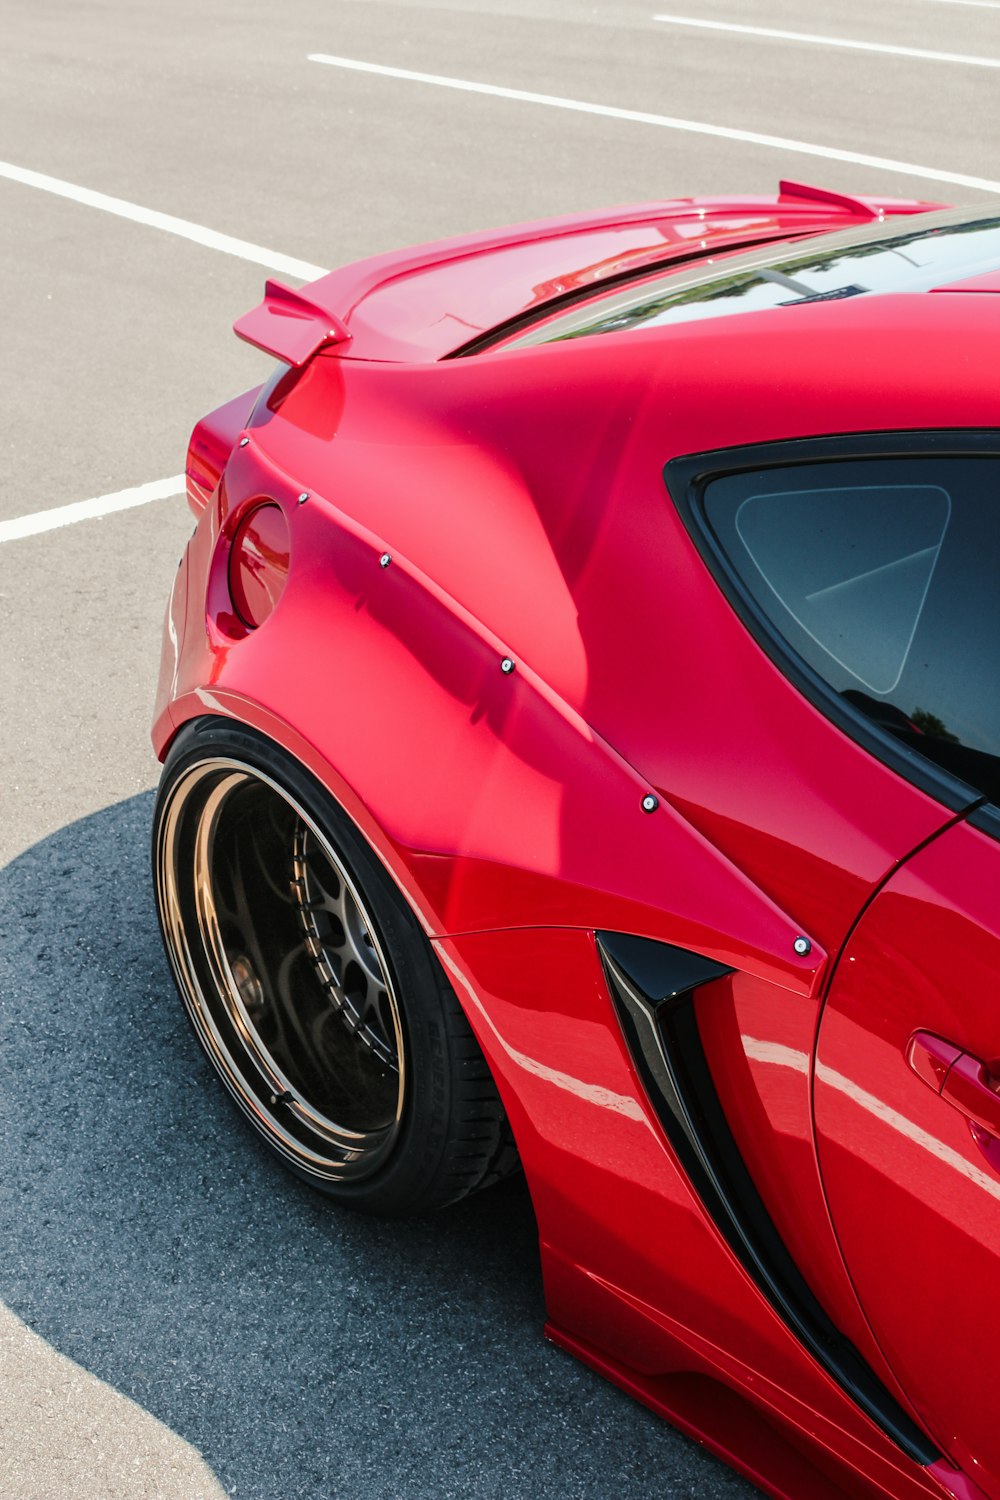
[664,429,999,819]
[969,803,1000,839]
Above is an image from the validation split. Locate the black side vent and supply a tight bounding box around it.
[596,930,939,1467]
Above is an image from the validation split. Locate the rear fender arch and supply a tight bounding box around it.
[159,443,824,1001]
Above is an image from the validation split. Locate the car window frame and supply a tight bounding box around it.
[664,430,1000,822]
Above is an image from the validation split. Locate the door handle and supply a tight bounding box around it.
[941,1054,1000,1139]
[907,1031,1000,1140]
[906,1031,962,1092]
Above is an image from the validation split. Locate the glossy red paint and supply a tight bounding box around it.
[931,269,1000,295]
[153,188,1000,1500]
[816,821,1000,1498]
[234,279,351,367]
[697,972,905,1387]
[906,1032,965,1094]
[435,926,944,1500]
[185,385,259,517]
[227,502,290,630]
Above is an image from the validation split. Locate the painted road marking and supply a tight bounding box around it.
[306,55,1000,196]
[652,14,1000,68]
[0,161,326,282]
[0,475,186,544]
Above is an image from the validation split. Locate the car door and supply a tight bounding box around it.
[814,811,1000,1497]
[672,435,1000,1490]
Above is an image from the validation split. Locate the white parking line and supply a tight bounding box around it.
[652,14,1000,68]
[307,55,1000,196]
[0,475,186,544]
[0,161,326,283]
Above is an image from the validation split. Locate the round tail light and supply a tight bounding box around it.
[228,503,290,629]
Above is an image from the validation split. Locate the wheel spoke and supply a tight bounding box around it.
[159,761,406,1182]
[292,824,399,1072]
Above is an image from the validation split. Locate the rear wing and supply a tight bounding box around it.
[233,279,351,366]
[233,183,943,367]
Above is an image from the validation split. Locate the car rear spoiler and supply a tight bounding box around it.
[779,178,917,219]
[233,184,941,368]
[233,279,351,366]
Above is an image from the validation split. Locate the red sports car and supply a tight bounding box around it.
[152,181,1000,1500]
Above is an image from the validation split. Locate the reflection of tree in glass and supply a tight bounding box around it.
[550,269,774,341]
[771,216,1000,279]
[910,708,959,742]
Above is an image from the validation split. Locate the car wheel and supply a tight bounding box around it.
[152,718,518,1214]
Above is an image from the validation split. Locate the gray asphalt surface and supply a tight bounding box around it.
[2,1,999,1495]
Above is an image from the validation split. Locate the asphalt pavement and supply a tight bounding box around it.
[2,1,999,1495]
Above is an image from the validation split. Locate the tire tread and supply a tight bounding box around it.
[429,958,520,1208]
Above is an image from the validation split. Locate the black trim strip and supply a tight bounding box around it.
[664,430,1000,817]
[597,930,728,1004]
[968,803,1000,841]
[597,930,940,1467]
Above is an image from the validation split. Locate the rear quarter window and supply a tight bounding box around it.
[697,456,1000,806]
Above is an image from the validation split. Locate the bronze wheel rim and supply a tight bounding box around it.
[156,759,405,1181]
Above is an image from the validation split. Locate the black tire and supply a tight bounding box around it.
[152,718,518,1215]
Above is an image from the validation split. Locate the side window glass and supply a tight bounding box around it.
[733,482,950,694]
[702,459,1000,805]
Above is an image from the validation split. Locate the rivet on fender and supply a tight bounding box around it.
[793,936,812,957]
[641,794,659,814]
[379,553,392,569]
[500,657,516,674]
[297,492,310,505]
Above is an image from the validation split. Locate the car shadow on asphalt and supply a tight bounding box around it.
[0,793,754,1500]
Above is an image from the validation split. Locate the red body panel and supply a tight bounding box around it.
[436,927,951,1500]
[154,191,999,1500]
[816,822,1000,1497]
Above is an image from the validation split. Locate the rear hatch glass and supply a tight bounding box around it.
[493,207,1000,348]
